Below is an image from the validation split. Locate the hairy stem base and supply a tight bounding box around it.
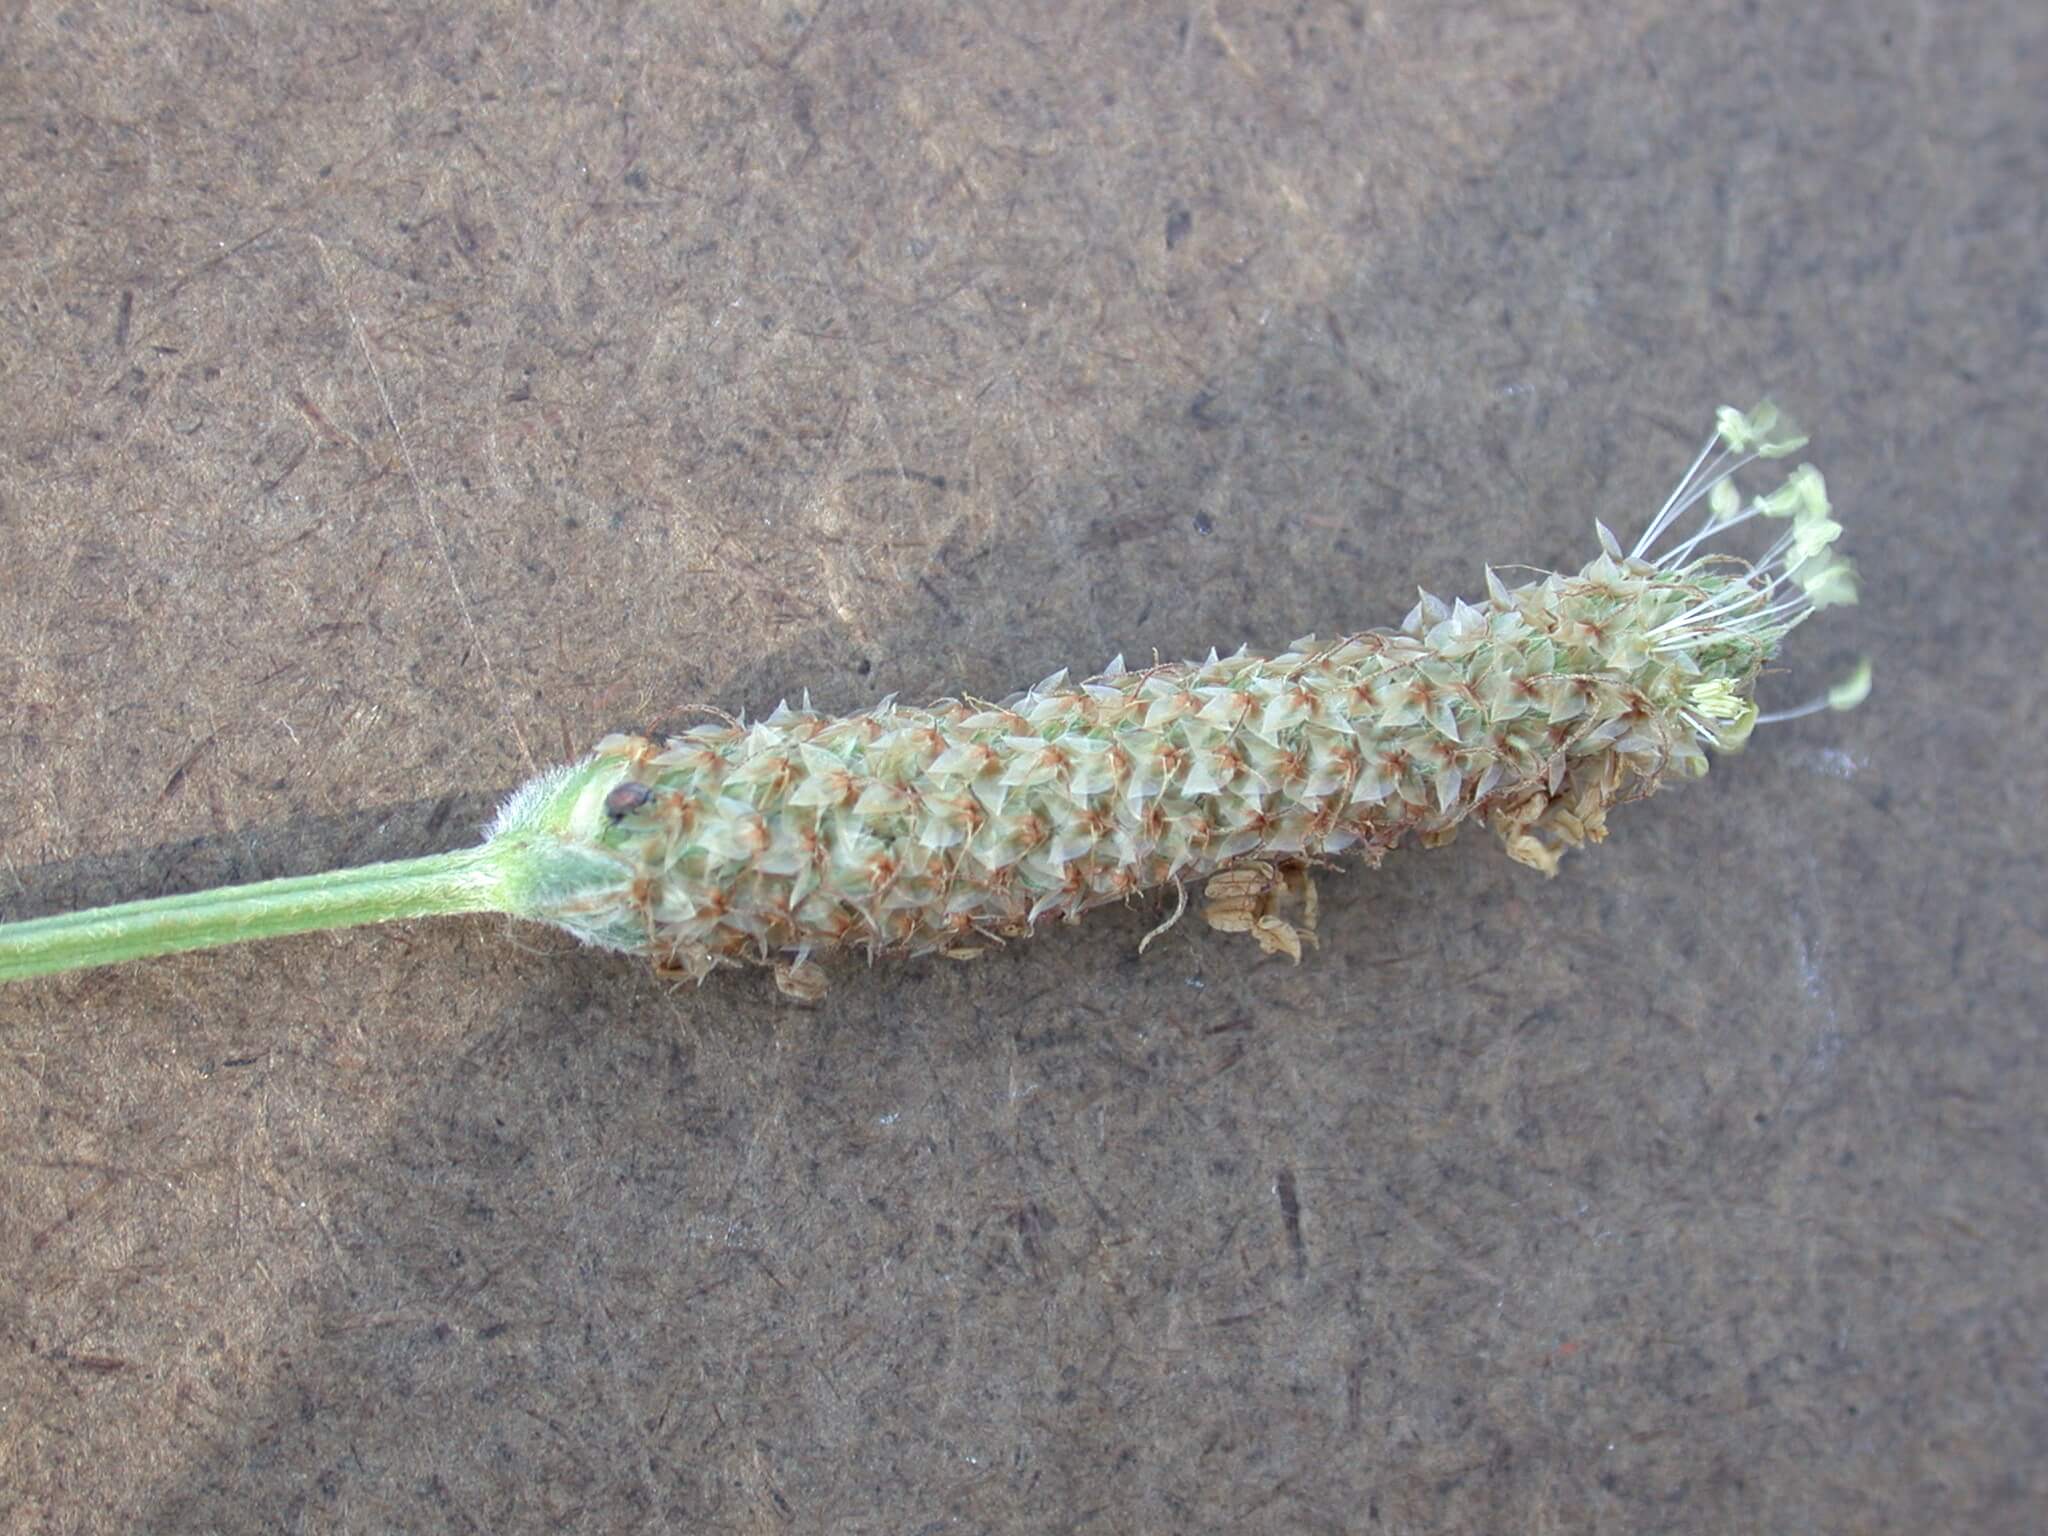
[0,846,507,983]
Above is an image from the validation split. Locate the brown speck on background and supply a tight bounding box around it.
[1,3,2043,1532]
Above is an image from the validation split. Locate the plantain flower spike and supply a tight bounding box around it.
[0,402,1868,994]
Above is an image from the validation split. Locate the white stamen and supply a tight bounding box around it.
[1631,428,1721,559]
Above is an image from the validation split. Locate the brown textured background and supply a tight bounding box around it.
[2,3,2042,1531]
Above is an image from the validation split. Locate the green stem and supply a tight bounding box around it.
[0,845,509,984]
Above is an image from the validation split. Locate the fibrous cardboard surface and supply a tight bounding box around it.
[3,4,2042,1531]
